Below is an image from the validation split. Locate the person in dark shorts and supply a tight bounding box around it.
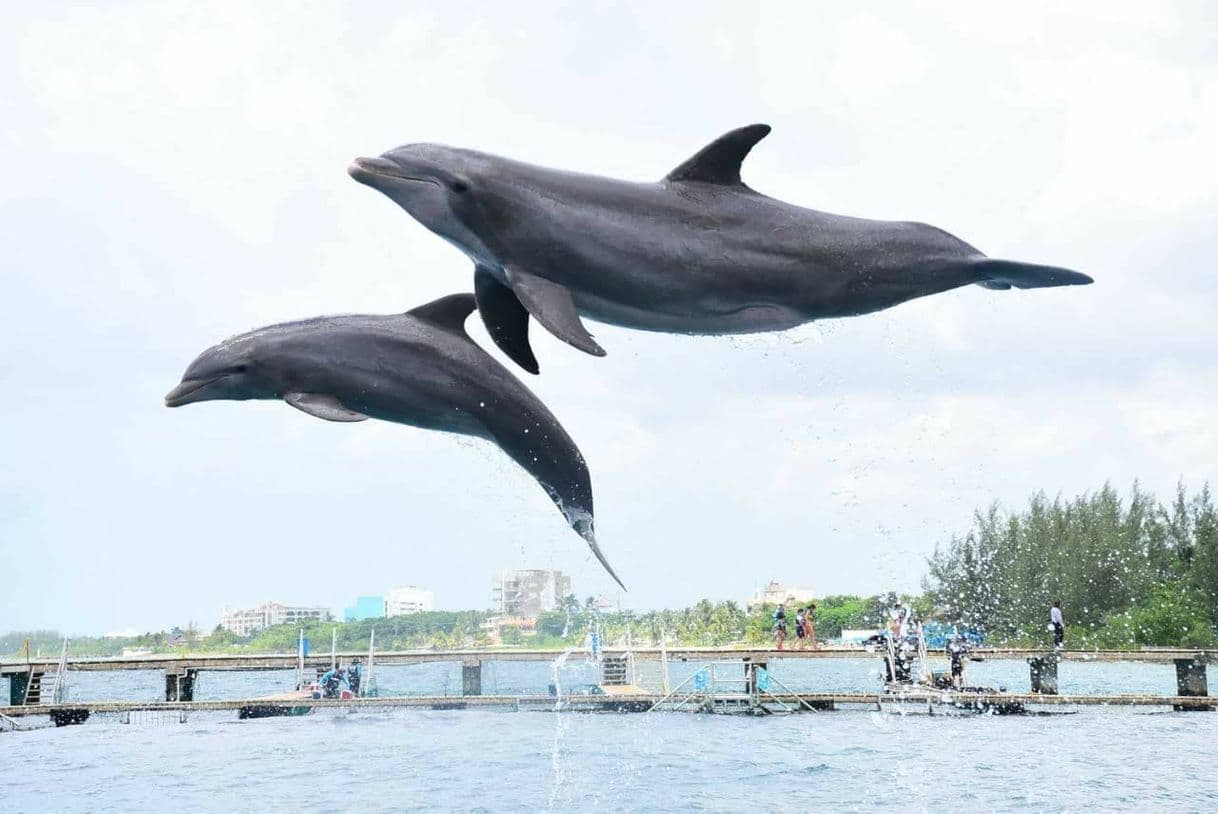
[947,634,969,689]
[347,658,362,696]
[773,604,787,650]
[794,607,807,648]
[1050,601,1064,649]
[319,667,342,698]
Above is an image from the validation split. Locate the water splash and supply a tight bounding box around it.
[546,648,576,811]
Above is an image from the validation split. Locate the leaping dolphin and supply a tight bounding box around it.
[164,294,624,588]
[349,124,1092,374]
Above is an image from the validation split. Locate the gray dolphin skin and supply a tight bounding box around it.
[349,124,1093,374]
[164,294,624,589]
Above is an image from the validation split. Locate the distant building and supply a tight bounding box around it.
[746,580,817,611]
[492,569,571,618]
[386,586,435,617]
[480,615,537,645]
[220,602,331,636]
[344,596,386,622]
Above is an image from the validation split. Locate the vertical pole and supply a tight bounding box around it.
[296,629,304,690]
[462,659,482,696]
[10,672,29,706]
[365,628,376,698]
[1174,656,1209,711]
[1028,654,1059,694]
[660,637,670,695]
[330,627,337,671]
[180,669,196,702]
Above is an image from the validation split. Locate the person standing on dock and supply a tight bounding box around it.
[794,607,807,649]
[347,658,362,696]
[773,604,787,650]
[805,604,818,649]
[1050,601,1065,650]
[947,633,969,689]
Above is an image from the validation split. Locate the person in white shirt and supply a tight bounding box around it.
[1050,601,1064,649]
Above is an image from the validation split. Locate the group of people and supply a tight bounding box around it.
[772,603,818,650]
[317,658,362,699]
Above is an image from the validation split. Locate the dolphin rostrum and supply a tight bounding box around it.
[164,294,624,588]
[350,124,1093,374]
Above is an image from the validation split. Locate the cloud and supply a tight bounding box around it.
[1,1,1215,630]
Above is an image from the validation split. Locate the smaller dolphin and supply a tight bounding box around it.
[165,294,623,588]
[350,125,1093,374]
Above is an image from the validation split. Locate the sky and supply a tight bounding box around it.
[2,1,1216,633]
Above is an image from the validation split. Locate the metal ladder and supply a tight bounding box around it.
[24,638,69,706]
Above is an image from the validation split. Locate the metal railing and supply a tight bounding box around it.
[647,661,820,714]
[47,638,69,705]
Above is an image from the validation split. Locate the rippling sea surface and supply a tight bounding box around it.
[3,659,1216,812]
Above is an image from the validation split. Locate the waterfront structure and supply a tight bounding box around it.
[386,586,435,617]
[219,602,331,636]
[343,596,386,622]
[746,580,817,611]
[492,569,572,617]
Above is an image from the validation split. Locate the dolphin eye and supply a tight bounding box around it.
[450,178,470,194]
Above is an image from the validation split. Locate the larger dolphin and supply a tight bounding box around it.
[349,124,1092,374]
[164,294,624,588]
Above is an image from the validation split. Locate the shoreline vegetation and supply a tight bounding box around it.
[5,481,1215,659]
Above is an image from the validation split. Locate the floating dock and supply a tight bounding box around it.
[1,690,1214,727]
[2,646,1212,728]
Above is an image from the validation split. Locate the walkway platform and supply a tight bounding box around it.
[1,690,1214,724]
[3,646,1213,675]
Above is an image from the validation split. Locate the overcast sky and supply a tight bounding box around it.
[2,1,1216,633]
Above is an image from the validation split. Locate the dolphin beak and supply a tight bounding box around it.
[348,156,399,184]
[165,378,214,407]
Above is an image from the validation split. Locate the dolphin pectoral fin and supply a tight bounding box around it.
[505,266,606,358]
[474,266,540,374]
[284,393,369,422]
[664,124,772,186]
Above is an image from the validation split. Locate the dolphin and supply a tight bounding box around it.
[349,124,1093,374]
[164,293,624,588]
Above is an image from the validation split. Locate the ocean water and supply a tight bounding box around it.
[3,659,1216,812]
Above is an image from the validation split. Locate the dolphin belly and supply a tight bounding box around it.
[572,287,807,334]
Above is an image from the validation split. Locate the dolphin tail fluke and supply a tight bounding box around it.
[971,258,1093,290]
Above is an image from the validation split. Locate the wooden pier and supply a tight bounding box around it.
[2,646,1211,725]
[3,646,1213,675]
[1,690,1214,729]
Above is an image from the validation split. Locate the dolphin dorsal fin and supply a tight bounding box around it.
[664,124,771,186]
[407,293,477,332]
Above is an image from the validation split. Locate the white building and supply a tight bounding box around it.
[746,580,817,611]
[492,569,571,618]
[219,602,331,636]
[385,585,435,616]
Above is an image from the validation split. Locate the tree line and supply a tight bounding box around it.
[923,481,1218,647]
[7,481,1213,656]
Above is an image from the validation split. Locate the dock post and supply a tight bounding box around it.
[1174,656,1209,711]
[461,660,482,696]
[9,672,29,706]
[164,668,198,702]
[746,660,767,696]
[1028,654,1059,694]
